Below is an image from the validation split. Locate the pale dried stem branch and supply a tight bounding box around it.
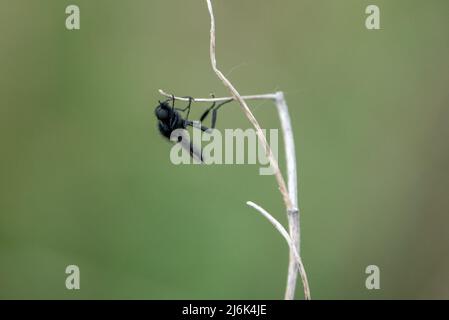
[158,0,310,300]
[275,92,302,300]
[158,89,277,103]
[205,0,292,211]
[205,0,309,300]
[158,88,307,298]
[247,202,310,300]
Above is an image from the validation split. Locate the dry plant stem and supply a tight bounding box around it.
[159,86,311,299]
[275,92,301,300]
[205,0,309,300]
[159,0,310,300]
[247,202,310,300]
[159,89,277,103]
[205,0,292,211]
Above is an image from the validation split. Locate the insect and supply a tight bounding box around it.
[155,95,232,161]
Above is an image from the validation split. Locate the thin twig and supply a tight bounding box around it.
[275,92,301,300]
[159,89,277,103]
[158,0,311,300]
[205,0,309,300]
[205,0,292,211]
[247,201,310,300]
[159,88,308,299]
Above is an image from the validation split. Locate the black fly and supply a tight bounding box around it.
[155,95,232,162]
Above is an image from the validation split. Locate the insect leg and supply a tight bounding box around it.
[210,99,232,129]
[176,96,194,120]
[185,120,210,133]
[170,94,175,110]
[169,94,177,127]
[200,100,216,123]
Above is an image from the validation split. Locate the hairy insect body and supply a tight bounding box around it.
[155,101,186,139]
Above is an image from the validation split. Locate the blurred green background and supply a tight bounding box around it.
[1,0,448,299]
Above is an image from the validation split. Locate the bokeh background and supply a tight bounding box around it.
[1,0,448,299]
